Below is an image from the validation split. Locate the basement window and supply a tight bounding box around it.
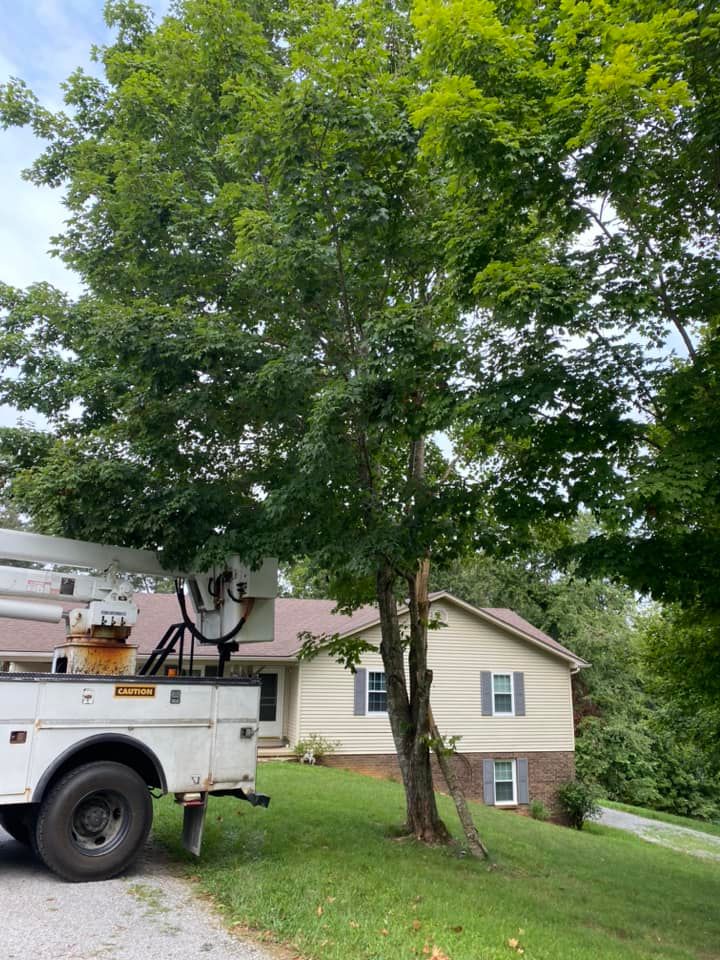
[494,760,516,805]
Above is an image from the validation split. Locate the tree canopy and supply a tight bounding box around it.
[2,0,719,837]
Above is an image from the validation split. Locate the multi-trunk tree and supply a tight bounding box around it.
[1,0,494,844]
[0,0,676,844]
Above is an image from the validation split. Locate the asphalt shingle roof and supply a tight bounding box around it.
[0,591,586,666]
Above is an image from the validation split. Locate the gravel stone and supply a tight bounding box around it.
[0,828,275,960]
[597,805,720,860]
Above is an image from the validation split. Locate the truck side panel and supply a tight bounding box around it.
[0,682,39,801]
[0,676,261,803]
[211,684,262,784]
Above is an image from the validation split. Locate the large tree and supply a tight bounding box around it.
[413,0,720,690]
[1,0,644,843]
[1,0,479,844]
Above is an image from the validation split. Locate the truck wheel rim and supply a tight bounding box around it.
[70,790,131,856]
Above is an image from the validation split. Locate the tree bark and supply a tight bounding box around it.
[428,708,489,859]
[376,561,450,843]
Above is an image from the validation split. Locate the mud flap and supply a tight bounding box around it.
[181,793,208,857]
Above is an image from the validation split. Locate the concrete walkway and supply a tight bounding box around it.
[597,806,720,861]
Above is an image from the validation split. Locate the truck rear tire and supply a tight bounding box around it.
[0,807,36,846]
[34,761,153,882]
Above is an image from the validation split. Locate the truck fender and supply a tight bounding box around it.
[32,733,168,802]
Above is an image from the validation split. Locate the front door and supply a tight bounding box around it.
[258,669,284,739]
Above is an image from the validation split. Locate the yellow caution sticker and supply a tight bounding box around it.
[114,684,156,698]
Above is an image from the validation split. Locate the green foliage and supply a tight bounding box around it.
[0,0,475,573]
[575,715,660,808]
[580,333,720,618]
[293,734,340,763]
[641,607,720,756]
[557,781,601,831]
[413,0,720,665]
[280,559,329,599]
[298,628,377,674]
[529,799,549,822]
[0,0,654,575]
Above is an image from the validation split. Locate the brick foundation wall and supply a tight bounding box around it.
[322,750,575,820]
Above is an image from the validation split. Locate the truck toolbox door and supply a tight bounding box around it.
[0,681,39,801]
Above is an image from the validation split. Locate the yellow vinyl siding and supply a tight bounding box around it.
[285,665,300,745]
[299,640,394,753]
[297,603,575,754]
[428,606,575,752]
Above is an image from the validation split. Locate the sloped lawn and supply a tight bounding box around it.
[153,764,720,960]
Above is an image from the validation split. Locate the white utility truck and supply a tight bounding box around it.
[0,528,277,882]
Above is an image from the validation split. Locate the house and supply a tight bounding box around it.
[0,591,587,815]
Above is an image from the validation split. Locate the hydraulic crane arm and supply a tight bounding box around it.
[0,527,277,648]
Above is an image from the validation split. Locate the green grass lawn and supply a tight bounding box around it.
[601,799,720,839]
[153,764,720,960]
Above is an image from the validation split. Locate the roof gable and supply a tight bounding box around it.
[429,594,589,667]
[317,592,588,668]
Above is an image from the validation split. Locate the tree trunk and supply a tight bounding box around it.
[428,708,489,859]
[376,561,450,843]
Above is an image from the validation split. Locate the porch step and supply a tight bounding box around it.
[258,740,297,762]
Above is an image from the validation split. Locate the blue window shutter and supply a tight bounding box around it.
[354,668,367,716]
[517,758,529,804]
[513,672,526,716]
[483,758,495,805]
[480,672,493,716]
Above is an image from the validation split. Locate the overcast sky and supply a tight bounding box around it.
[0,1,169,426]
[1,1,169,294]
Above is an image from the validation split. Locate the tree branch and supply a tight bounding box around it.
[580,203,698,363]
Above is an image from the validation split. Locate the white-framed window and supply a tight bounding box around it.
[494,759,516,805]
[492,672,514,716]
[367,671,387,714]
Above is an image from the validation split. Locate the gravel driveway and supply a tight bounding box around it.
[0,828,275,960]
[597,806,720,861]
